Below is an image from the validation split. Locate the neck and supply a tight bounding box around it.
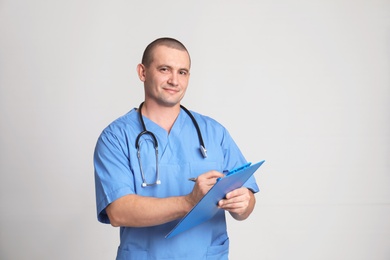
[140,101,181,133]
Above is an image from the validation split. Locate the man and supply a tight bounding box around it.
[94,37,259,259]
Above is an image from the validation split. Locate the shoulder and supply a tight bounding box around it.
[187,110,225,129]
[185,109,231,140]
[99,108,139,138]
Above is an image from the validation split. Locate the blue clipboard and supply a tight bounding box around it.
[166,160,265,238]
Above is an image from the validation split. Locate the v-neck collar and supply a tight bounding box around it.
[141,109,187,135]
[140,109,187,161]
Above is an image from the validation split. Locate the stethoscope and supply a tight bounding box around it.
[135,102,207,187]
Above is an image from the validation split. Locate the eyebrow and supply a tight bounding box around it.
[158,64,190,72]
[179,68,190,73]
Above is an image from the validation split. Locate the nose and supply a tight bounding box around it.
[167,72,179,86]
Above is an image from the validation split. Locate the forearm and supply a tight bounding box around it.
[106,170,223,227]
[106,194,193,227]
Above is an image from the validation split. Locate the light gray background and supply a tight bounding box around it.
[1,0,389,259]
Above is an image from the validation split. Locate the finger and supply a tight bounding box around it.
[220,189,251,207]
[203,170,224,179]
[219,196,245,207]
[225,188,247,200]
[197,177,218,187]
[219,200,248,214]
[197,171,224,185]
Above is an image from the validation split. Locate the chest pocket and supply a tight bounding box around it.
[190,161,222,178]
[133,163,191,197]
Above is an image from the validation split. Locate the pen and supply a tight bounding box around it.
[188,170,229,182]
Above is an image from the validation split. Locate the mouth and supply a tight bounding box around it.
[163,87,180,94]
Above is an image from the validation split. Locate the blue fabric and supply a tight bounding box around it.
[94,107,259,259]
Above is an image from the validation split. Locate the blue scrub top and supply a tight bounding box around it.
[94,107,259,260]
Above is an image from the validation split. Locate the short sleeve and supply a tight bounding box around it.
[94,131,135,223]
[220,128,260,193]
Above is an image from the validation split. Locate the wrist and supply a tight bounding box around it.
[183,194,196,211]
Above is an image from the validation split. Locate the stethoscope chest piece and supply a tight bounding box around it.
[200,145,207,158]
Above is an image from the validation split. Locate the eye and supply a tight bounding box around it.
[179,70,188,76]
[159,67,169,73]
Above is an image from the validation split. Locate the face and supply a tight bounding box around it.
[137,45,191,108]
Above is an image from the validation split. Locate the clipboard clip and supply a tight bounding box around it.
[226,162,252,177]
[217,162,252,182]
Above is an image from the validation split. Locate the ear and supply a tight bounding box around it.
[137,63,146,82]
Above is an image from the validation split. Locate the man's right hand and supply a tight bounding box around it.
[185,170,224,207]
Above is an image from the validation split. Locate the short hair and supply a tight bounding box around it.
[141,37,191,67]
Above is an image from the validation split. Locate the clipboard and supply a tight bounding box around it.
[166,160,265,238]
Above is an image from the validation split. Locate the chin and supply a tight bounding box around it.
[158,98,182,107]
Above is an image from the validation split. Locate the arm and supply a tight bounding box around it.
[218,187,256,221]
[106,194,191,227]
[106,170,224,227]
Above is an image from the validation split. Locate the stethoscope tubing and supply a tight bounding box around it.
[135,102,207,187]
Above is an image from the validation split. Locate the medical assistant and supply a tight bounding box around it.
[94,107,259,260]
